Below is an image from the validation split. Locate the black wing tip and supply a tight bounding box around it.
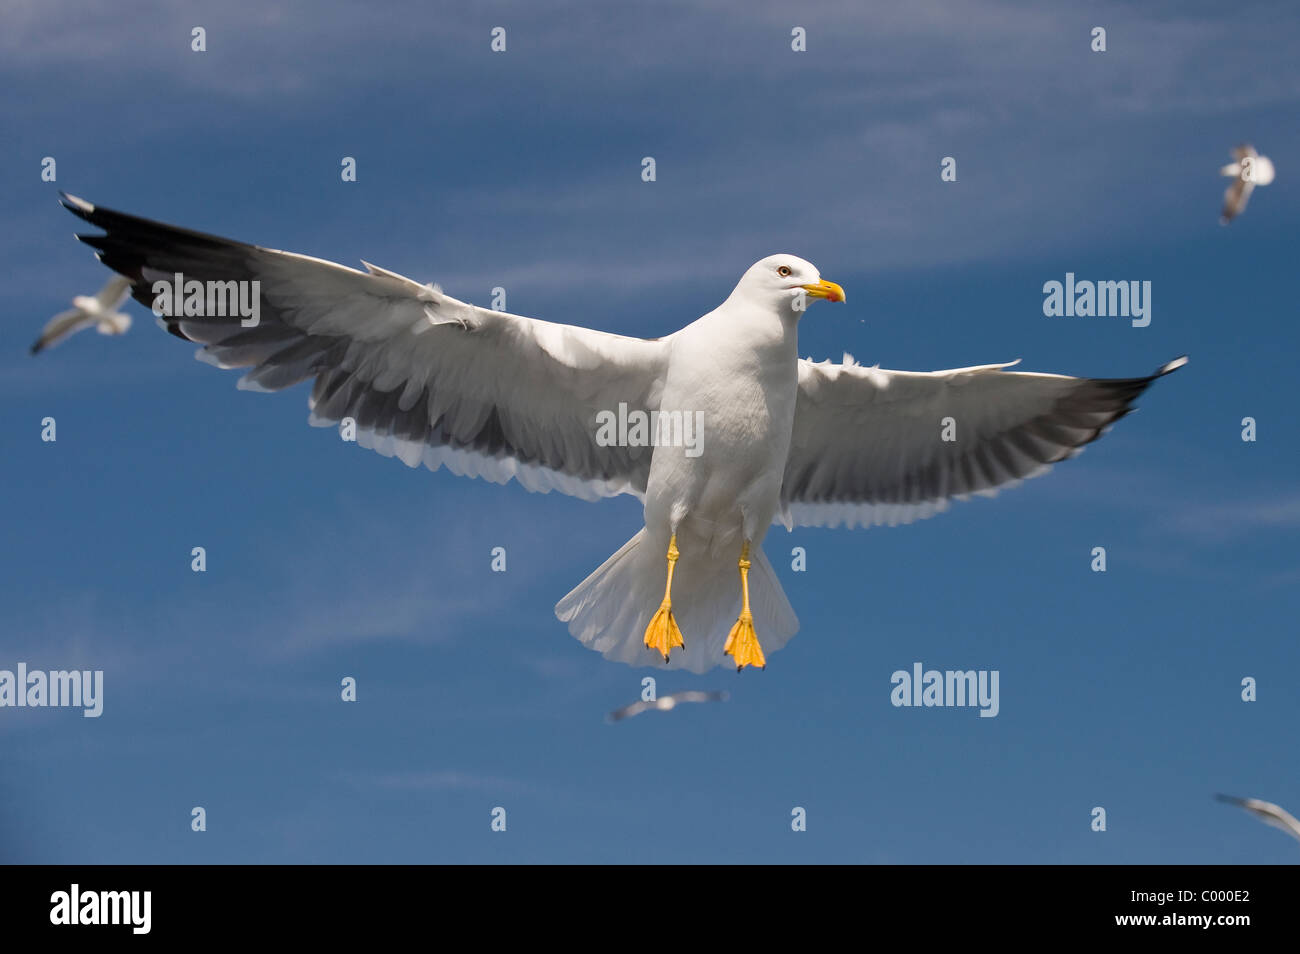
[29,340,43,356]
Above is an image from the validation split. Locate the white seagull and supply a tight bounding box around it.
[30,275,132,355]
[607,689,729,722]
[1220,144,1275,224]
[59,193,1185,673]
[1216,794,1300,844]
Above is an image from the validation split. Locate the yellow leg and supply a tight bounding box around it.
[643,534,686,661]
[724,541,766,671]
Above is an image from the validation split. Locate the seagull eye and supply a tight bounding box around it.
[777,265,792,278]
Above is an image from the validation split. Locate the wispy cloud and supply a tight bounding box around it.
[9,0,1297,291]
[1164,493,1300,542]
[343,768,531,795]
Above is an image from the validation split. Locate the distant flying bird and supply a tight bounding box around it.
[59,193,1185,673]
[30,275,132,355]
[1215,794,1300,843]
[1219,144,1275,224]
[607,690,729,722]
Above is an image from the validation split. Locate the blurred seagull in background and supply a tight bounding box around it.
[1220,144,1275,224]
[607,689,729,722]
[30,275,132,355]
[1215,794,1300,844]
[58,193,1186,674]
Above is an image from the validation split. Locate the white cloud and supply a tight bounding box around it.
[346,768,529,794]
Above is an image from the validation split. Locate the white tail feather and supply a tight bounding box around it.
[556,528,800,673]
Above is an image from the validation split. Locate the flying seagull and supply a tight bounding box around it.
[58,193,1186,673]
[607,689,729,723]
[30,275,132,355]
[1220,144,1275,224]
[1215,794,1300,844]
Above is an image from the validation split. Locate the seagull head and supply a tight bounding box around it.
[732,255,845,316]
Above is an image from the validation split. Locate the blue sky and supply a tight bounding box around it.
[2,0,1298,863]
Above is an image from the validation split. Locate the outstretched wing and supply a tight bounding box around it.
[1216,794,1300,842]
[94,275,132,310]
[606,700,652,722]
[778,355,1186,530]
[670,690,729,705]
[62,194,671,500]
[31,308,93,355]
[1221,177,1254,224]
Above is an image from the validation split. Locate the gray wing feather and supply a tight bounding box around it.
[780,356,1186,529]
[61,194,670,500]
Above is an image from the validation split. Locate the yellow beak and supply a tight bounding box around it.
[800,279,846,303]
